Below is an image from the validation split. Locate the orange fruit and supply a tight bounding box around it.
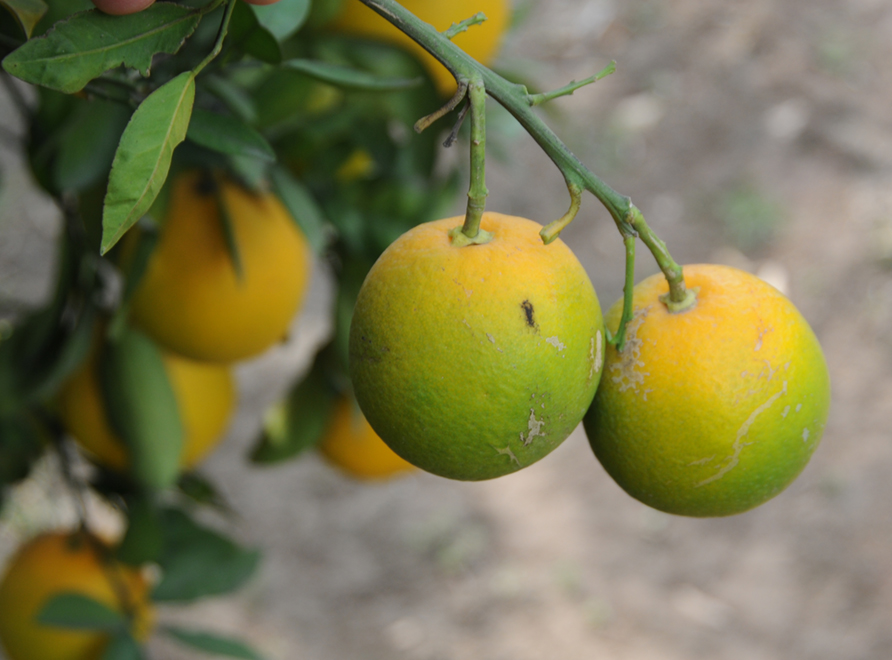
[330,0,510,95]
[319,394,415,479]
[584,264,831,517]
[0,530,154,660]
[129,171,312,363]
[57,339,235,472]
[349,213,604,481]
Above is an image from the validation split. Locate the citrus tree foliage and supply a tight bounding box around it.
[0,0,458,656]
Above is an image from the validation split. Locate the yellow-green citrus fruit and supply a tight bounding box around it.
[330,0,510,95]
[350,213,605,481]
[319,395,415,479]
[584,264,831,517]
[56,342,235,472]
[0,531,154,660]
[129,171,312,363]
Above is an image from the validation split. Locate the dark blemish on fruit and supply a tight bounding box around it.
[521,300,535,327]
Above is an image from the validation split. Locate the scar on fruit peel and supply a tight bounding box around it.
[697,380,788,487]
[589,331,603,381]
[495,445,521,467]
[546,336,566,351]
[521,300,536,328]
[754,326,773,351]
[609,307,649,394]
[521,409,545,446]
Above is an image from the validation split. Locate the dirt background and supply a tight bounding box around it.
[3,0,892,658]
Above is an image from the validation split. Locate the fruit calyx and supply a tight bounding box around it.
[659,286,699,313]
[449,225,494,246]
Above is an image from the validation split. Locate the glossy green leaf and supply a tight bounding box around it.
[269,164,328,254]
[0,0,47,38]
[250,0,308,41]
[153,508,260,602]
[251,351,336,464]
[187,108,275,161]
[101,71,195,254]
[164,626,264,660]
[37,593,126,631]
[100,328,183,491]
[101,632,144,660]
[1,4,200,93]
[283,58,422,91]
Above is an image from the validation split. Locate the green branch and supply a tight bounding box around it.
[357,0,694,316]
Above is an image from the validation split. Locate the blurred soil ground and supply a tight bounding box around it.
[3,0,892,658]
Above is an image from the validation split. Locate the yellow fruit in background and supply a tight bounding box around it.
[330,0,510,95]
[56,342,235,472]
[319,395,415,479]
[0,531,154,660]
[349,213,604,481]
[129,171,312,363]
[584,264,831,517]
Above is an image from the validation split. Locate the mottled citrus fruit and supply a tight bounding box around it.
[129,171,311,363]
[0,530,154,660]
[57,341,235,472]
[330,0,510,95]
[584,264,831,517]
[350,213,605,481]
[319,394,415,479]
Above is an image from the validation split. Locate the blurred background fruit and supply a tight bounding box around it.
[129,171,312,363]
[0,530,153,660]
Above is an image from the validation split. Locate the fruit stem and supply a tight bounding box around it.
[609,234,637,352]
[540,181,582,244]
[453,77,492,245]
[627,205,696,311]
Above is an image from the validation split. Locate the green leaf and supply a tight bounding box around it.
[251,351,336,464]
[282,58,422,91]
[250,0,308,41]
[100,327,183,491]
[187,109,275,161]
[101,632,144,660]
[1,0,47,38]
[269,165,328,254]
[153,508,260,602]
[164,626,264,659]
[228,1,280,65]
[37,593,126,631]
[101,70,195,254]
[117,496,163,565]
[2,4,200,93]
[176,472,232,513]
[54,100,131,192]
